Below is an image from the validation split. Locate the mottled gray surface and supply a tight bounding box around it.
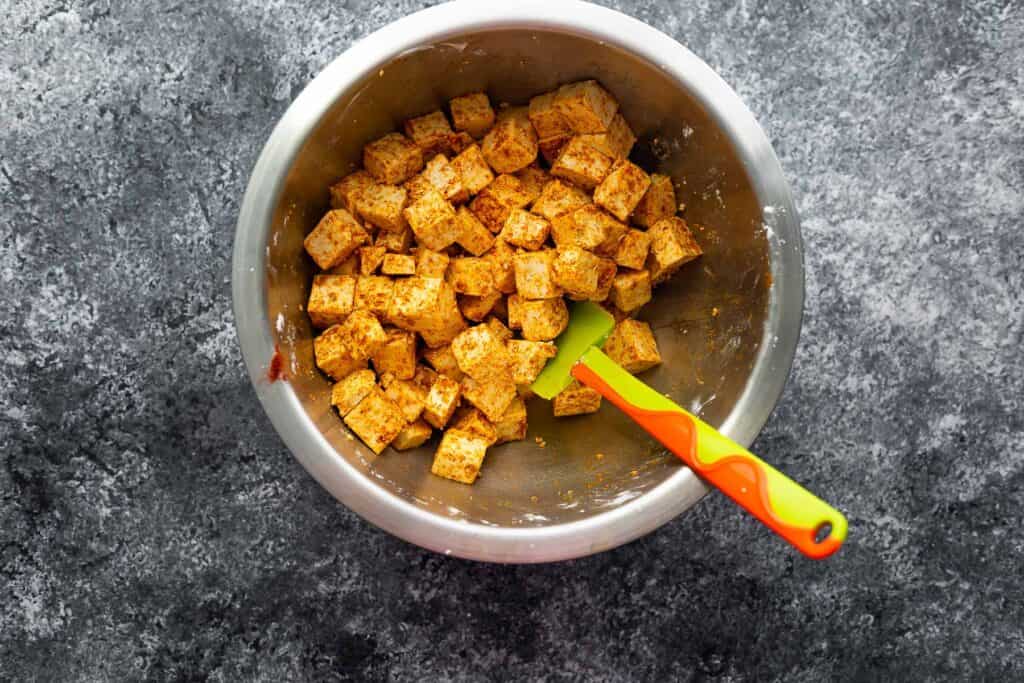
[2,0,1022,680]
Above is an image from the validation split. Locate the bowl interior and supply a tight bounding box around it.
[265,29,769,528]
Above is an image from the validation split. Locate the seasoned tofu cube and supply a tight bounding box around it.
[375,225,413,253]
[344,387,406,454]
[592,258,618,303]
[501,209,550,251]
[459,290,501,322]
[431,428,489,484]
[381,253,416,276]
[609,269,652,313]
[528,90,573,140]
[422,344,465,381]
[519,297,569,341]
[414,248,450,278]
[382,376,428,423]
[449,92,495,139]
[403,173,435,203]
[603,319,661,373]
[506,293,525,330]
[553,80,619,133]
[451,324,512,381]
[451,407,498,446]
[420,154,469,204]
[490,295,509,323]
[423,375,461,428]
[450,144,495,195]
[447,257,496,296]
[330,369,377,416]
[307,274,356,328]
[484,238,517,294]
[448,131,475,154]
[531,179,591,221]
[594,159,651,222]
[329,170,375,213]
[404,188,460,250]
[371,328,417,379]
[538,134,572,165]
[493,396,528,444]
[404,110,454,158]
[353,276,394,318]
[454,206,495,256]
[314,325,367,380]
[599,301,634,323]
[513,165,550,206]
[355,183,408,233]
[513,249,562,300]
[336,308,388,355]
[551,205,627,254]
[387,276,442,329]
[359,245,387,275]
[470,174,533,233]
[550,136,614,190]
[484,315,513,342]
[614,229,651,270]
[412,364,438,391]
[416,280,466,348]
[632,173,677,227]
[552,246,615,300]
[461,375,517,422]
[363,132,424,185]
[576,113,636,159]
[647,216,702,283]
[481,106,538,173]
[327,253,359,275]
[506,339,557,384]
[392,419,433,451]
[303,209,370,270]
[553,380,603,416]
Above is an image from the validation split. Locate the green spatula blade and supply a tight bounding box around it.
[531,301,616,399]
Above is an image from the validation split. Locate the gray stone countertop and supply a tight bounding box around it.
[2,1,1022,680]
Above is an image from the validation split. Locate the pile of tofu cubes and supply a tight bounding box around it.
[303,80,702,485]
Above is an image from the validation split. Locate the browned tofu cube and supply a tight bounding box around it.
[344,387,406,454]
[329,170,375,213]
[359,245,387,275]
[353,276,394,318]
[392,419,433,451]
[514,165,550,206]
[594,159,651,222]
[355,183,408,233]
[447,257,496,297]
[404,110,454,158]
[484,238,517,294]
[421,344,465,381]
[614,229,651,270]
[553,380,602,416]
[371,328,417,380]
[459,290,501,322]
[481,107,538,173]
[314,325,367,381]
[599,301,634,323]
[420,154,469,204]
[529,91,572,139]
[603,319,661,373]
[450,144,495,195]
[513,249,562,300]
[551,205,627,254]
[454,206,495,256]
[609,269,652,313]
[632,174,677,227]
[421,284,466,349]
[550,137,614,190]
[363,132,424,185]
[538,134,572,165]
[330,369,377,416]
[507,339,557,384]
[303,209,370,270]
[412,364,438,391]
[501,209,550,251]
[531,179,592,221]
[403,173,435,203]
[381,253,416,276]
[451,324,512,381]
[506,293,525,330]
[470,174,533,233]
[382,375,428,423]
[484,315,513,342]
[552,246,615,300]
[593,259,617,303]
[327,253,359,275]
[308,274,356,328]
[519,297,569,341]
[388,277,466,348]
[451,407,498,446]
[449,92,495,139]
[647,216,703,283]
[375,224,413,253]
[414,249,450,278]
[448,131,475,154]
[576,113,636,159]
[431,429,489,484]
[461,375,517,422]
[404,188,459,250]
[423,375,461,429]
[553,80,619,134]
[337,308,388,354]
[493,396,528,444]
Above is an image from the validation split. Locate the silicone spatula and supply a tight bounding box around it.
[531,301,847,559]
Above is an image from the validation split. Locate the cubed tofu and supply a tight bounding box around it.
[506,293,525,330]
[538,134,572,165]
[513,165,550,206]
[461,375,517,422]
[448,131,475,154]
[451,407,498,446]
[403,173,435,203]
[470,174,533,233]
[506,339,557,384]
[481,107,538,173]
[484,315,513,342]
[551,205,627,255]
[355,183,408,233]
[449,92,495,139]
[421,344,465,382]
[371,328,417,379]
[307,274,356,328]
[531,179,591,221]
[383,377,427,423]
[493,396,528,444]
[484,238,517,294]
[553,380,603,416]
[353,276,394,318]
[594,159,651,222]
[329,170,375,213]
[519,297,569,341]
[614,229,651,270]
[330,369,377,416]
[381,253,416,276]
[513,249,562,299]
[454,206,495,256]
[359,245,387,275]
[609,269,652,313]
[420,154,469,204]
[363,132,425,185]
[303,209,370,270]
[336,308,388,355]
[412,364,438,391]
[314,325,367,380]
[404,110,454,157]
[552,246,615,300]
[404,189,460,250]
[386,277,464,348]
[423,375,461,429]
[553,80,619,134]
[459,290,501,322]
[327,254,359,275]
[576,113,636,159]
[447,257,496,297]
[392,419,433,451]
[592,258,618,303]
[632,174,677,228]
[431,429,489,484]
[501,209,550,251]
[450,144,495,195]
[646,216,703,283]
[414,249,450,278]
[599,301,634,323]
[603,318,661,373]
[344,387,406,454]
[528,90,573,139]
[451,324,512,381]
[550,136,614,190]
[375,225,413,253]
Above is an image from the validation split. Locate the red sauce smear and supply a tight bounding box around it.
[267,345,286,382]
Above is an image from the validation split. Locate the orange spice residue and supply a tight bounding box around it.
[267,345,286,382]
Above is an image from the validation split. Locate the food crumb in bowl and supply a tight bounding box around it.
[267,345,286,382]
[534,436,547,448]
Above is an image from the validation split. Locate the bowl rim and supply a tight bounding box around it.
[232,0,804,563]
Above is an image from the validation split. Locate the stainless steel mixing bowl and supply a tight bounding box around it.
[232,0,803,562]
